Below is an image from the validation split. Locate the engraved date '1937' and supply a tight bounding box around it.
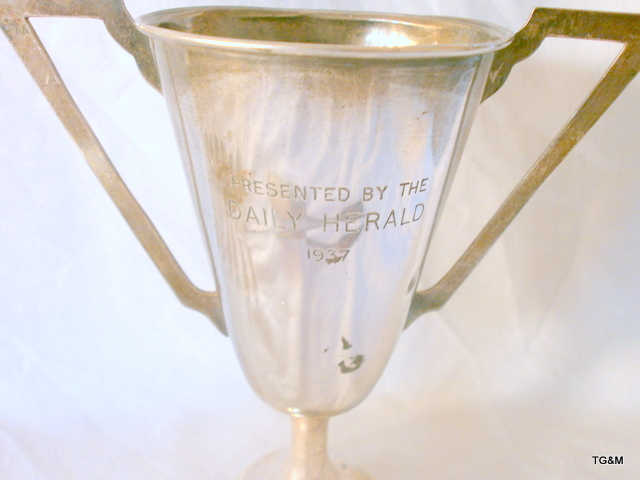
[307,249,350,264]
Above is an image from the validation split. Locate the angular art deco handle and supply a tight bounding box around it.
[0,0,227,334]
[407,8,640,327]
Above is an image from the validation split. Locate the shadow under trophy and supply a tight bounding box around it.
[1,1,639,478]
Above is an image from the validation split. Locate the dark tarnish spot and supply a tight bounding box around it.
[323,347,329,353]
[338,355,365,374]
[341,337,352,350]
[326,256,341,265]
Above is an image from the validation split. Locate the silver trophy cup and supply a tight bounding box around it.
[2,1,639,478]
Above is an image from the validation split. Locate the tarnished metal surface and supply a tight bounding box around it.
[139,7,508,420]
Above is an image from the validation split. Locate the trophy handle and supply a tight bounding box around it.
[0,0,227,335]
[407,8,640,328]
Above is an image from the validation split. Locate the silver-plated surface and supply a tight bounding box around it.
[137,7,511,58]
[142,7,504,414]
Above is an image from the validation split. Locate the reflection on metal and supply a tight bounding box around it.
[407,8,640,326]
[138,6,509,423]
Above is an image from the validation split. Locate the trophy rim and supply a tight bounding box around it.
[136,6,513,59]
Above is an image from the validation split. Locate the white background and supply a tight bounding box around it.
[0,0,639,479]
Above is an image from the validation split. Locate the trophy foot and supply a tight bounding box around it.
[239,449,374,480]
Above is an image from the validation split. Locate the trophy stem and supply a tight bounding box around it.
[288,415,334,479]
[240,414,373,480]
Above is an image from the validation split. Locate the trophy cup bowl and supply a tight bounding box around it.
[1,1,639,479]
[135,8,511,479]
